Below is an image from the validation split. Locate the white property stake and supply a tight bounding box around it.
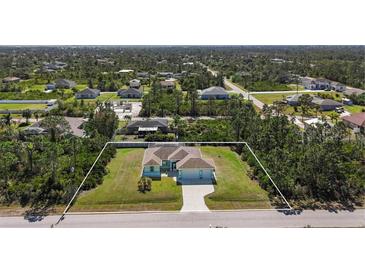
[54,141,292,226]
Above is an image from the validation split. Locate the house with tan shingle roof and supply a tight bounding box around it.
[142,145,215,183]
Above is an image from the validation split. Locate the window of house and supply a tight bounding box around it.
[199,170,203,179]
[150,166,154,172]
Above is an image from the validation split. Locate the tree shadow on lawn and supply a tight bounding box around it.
[276,201,357,216]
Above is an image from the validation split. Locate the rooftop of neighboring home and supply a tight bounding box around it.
[160,80,176,87]
[130,79,141,83]
[342,113,365,127]
[142,146,215,169]
[286,94,342,106]
[2,76,21,83]
[118,87,142,96]
[55,78,76,87]
[25,117,86,137]
[76,87,100,96]
[344,87,365,97]
[118,69,134,73]
[201,86,228,95]
[127,118,168,129]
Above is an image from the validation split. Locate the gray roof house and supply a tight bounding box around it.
[118,88,142,98]
[201,86,229,100]
[344,88,365,97]
[75,88,100,99]
[127,119,168,135]
[55,79,76,89]
[311,97,343,111]
[142,145,215,183]
[286,94,303,106]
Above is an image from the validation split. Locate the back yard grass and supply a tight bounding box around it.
[201,146,271,209]
[72,148,182,212]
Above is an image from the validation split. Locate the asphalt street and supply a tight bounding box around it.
[0,209,364,228]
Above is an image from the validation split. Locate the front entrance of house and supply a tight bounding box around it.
[171,162,176,171]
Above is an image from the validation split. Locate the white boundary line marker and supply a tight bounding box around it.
[54,141,292,226]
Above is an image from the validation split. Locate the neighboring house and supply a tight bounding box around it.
[342,113,365,133]
[344,88,365,97]
[24,117,86,137]
[304,118,327,129]
[129,79,141,88]
[311,97,343,111]
[126,119,168,136]
[286,94,343,111]
[286,94,303,106]
[142,146,215,183]
[158,72,174,78]
[137,72,149,79]
[160,80,176,90]
[118,87,142,98]
[2,77,21,83]
[342,98,353,105]
[201,86,229,100]
[55,79,76,89]
[331,82,346,92]
[301,77,331,90]
[75,88,100,99]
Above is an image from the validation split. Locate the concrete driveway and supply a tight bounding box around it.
[181,184,214,212]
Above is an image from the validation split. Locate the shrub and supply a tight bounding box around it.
[138,177,152,193]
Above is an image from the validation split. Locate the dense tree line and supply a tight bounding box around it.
[0,106,118,209]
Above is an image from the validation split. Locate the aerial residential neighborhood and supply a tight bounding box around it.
[1,1,364,274]
[0,45,364,230]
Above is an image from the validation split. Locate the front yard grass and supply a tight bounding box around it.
[201,146,271,209]
[72,148,182,212]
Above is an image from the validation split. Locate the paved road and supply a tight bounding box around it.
[224,79,265,109]
[0,209,364,228]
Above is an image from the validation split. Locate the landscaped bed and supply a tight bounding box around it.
[72,148,183,212]
[201,146,271,209]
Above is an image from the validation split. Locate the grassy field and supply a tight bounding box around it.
[201,146,271,209]
[72,148,183,212]
[0,103,46,110]
[253,93,297,105]
[345,105,365,113]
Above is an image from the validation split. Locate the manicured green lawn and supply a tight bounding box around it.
[72,148,182,212]
[201,146,271,209]
[253,93,296,105]
[0,103,46,110]
[345,105,365,114]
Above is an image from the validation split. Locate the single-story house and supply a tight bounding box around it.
[344,88,365,97]
[55,79,76,89]
[118,88,142,98]
[201,86,229,100]
[2,77,21,83]
[126,118,168,136]
[342,113,365,133]
[129,79,141,88]
[24,117,86,137]
[158,72,174,78]
[311,97,343,111]
[160,80,176,90]
[142,146,215,183]
[137,72,149,79]
[342,98,353,105]
[75,88,100,99]
[331,82,346,92]
[286,94,303,106]
[304,118,327,128]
